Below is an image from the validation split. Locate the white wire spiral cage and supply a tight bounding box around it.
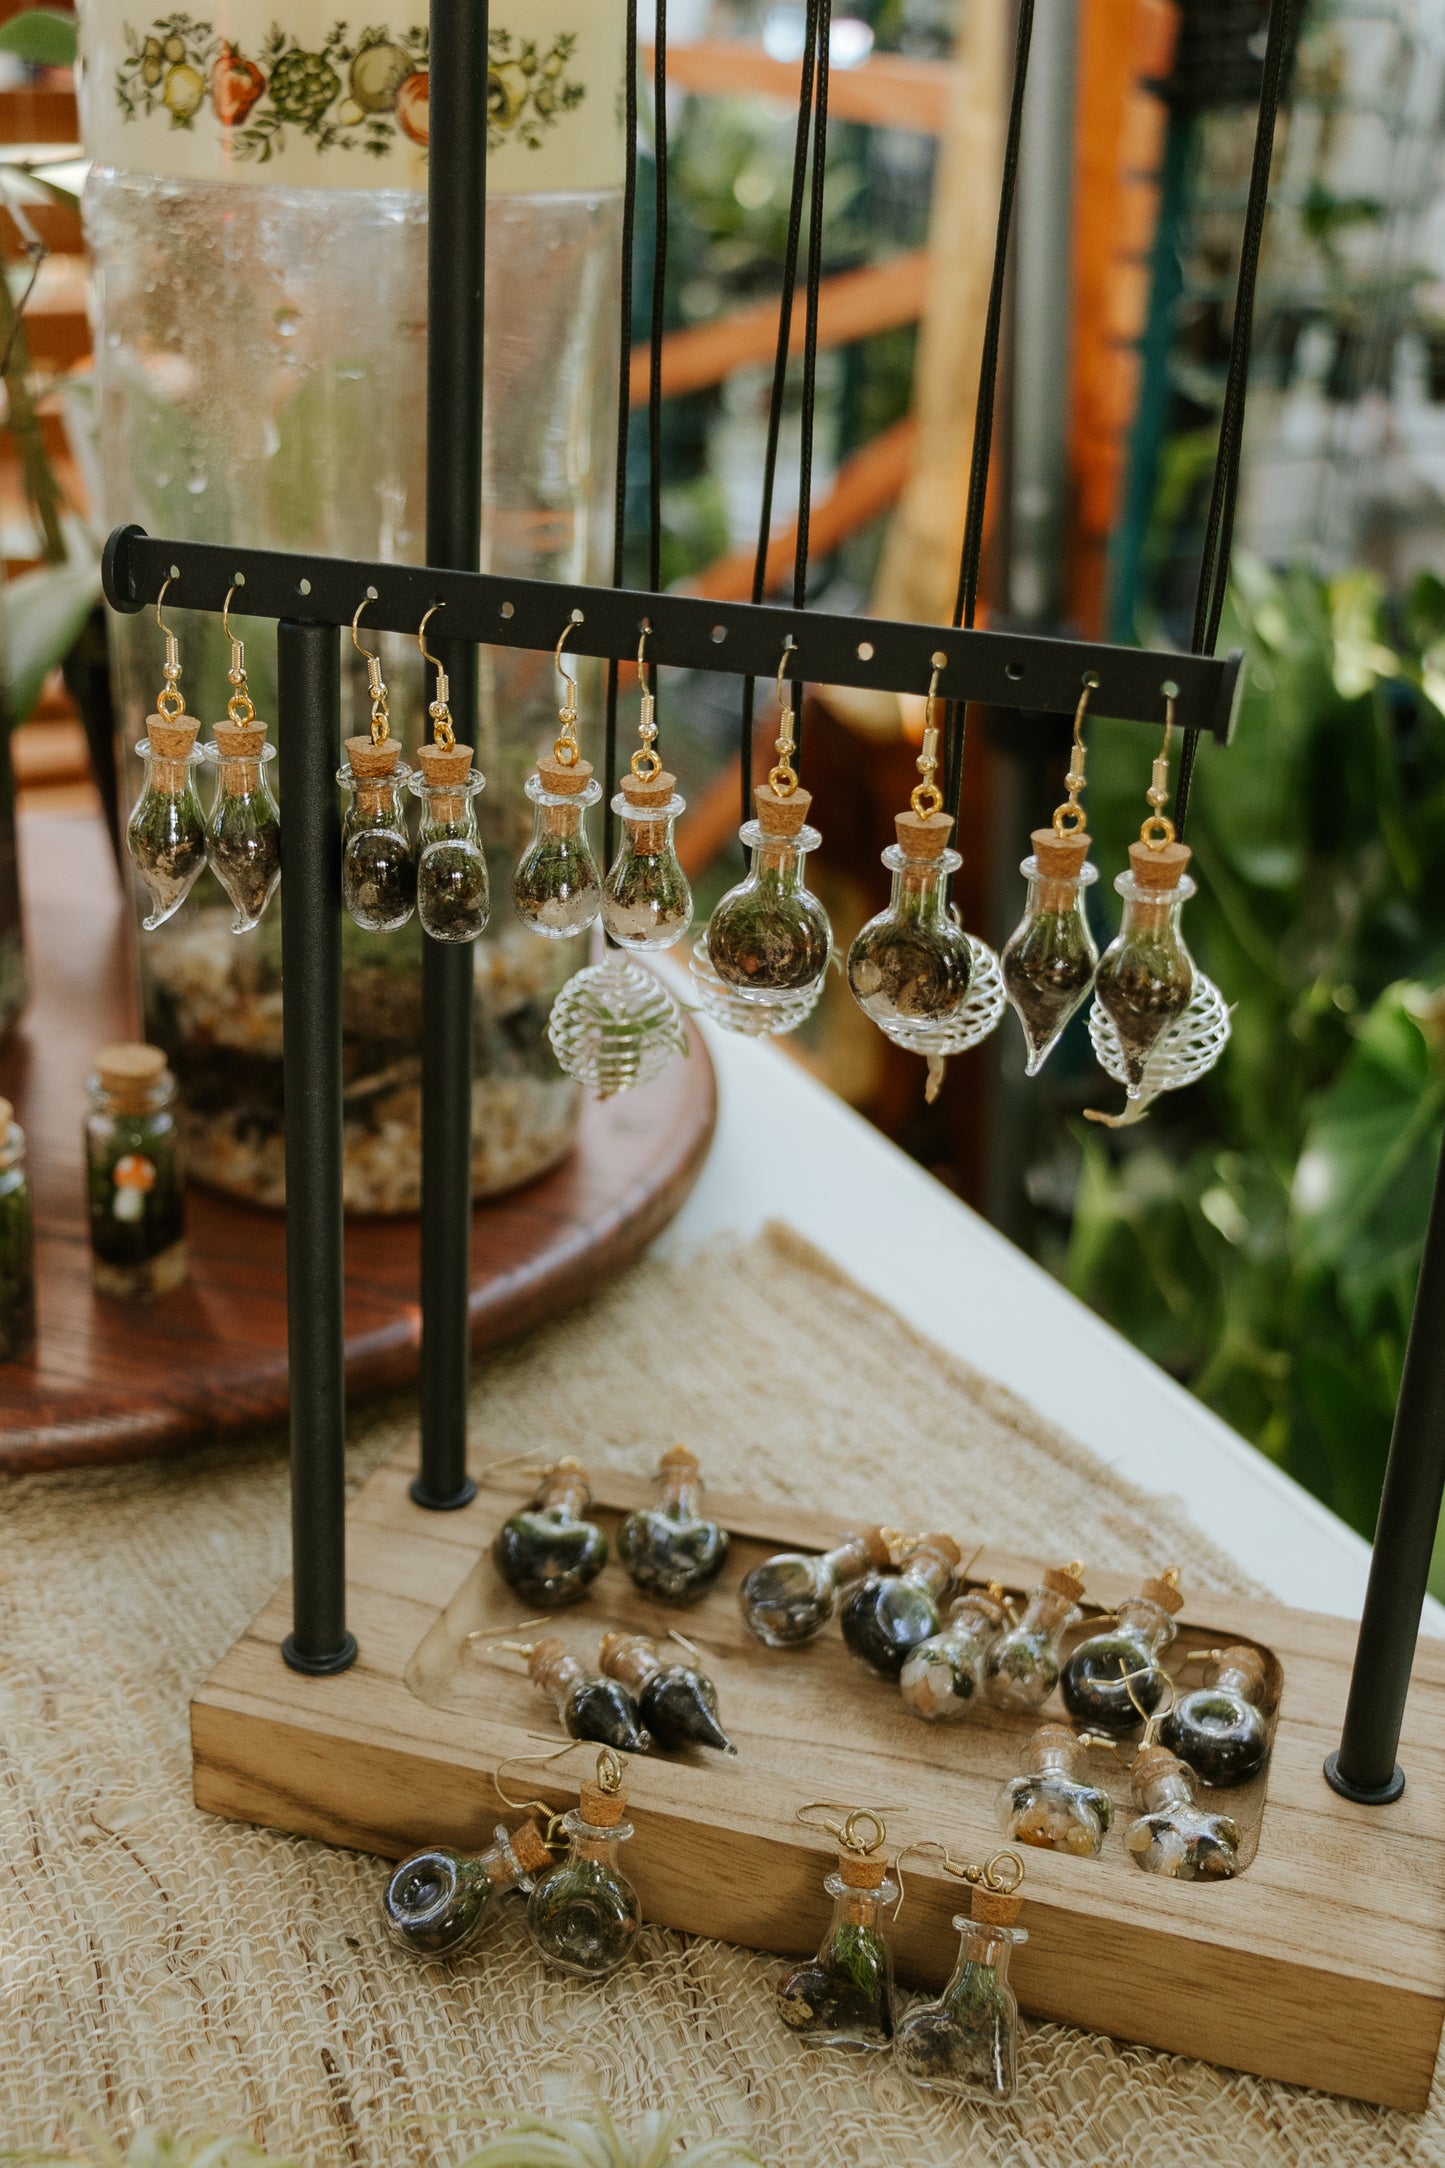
[1089,971,1232,1099]
[688,930,827,1039]
[547,956,689,1098]
[884,935,1007,1061]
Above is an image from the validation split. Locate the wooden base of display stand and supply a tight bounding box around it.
[192,1460,1445,2110]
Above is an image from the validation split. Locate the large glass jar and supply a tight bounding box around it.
[79,1,626,1213]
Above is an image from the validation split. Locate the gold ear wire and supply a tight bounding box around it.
[1053,674,1096,837]
[494,1740,582,1843]
[632,621,662,781]
[220,586,256,726]
[595,1746,624,1795]
[153,576,185,721]
[1142,690,1177,850]
[891,1839,1024,1919]
[770,639,799,797]
[794,1802,889,1855]
[552,618,582,768]
[351,598,391,744]
[474,1450,552,1488]
[911,651,947,819]
[418,602,455,749]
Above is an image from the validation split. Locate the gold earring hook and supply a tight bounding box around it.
[911,652,947,820]
[631,622,662,782]
[595,1746,624,1796]
[153,577,185,723]
[220,586,256,728]
[493,1741,581,1845]
[795,1802,889,1854]
[351,598,391,744]
[463,1615,551,1652]
[418,603,455,750]
[552,619,581,768]
[891,1840,1024,1920]
[1142,691,1177,851]
[1053,676,1096,838]
[770,640,799,799]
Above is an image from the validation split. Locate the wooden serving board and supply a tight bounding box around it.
[192,1461,1445,2110]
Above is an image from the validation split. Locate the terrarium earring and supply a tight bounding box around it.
[338,611,415,933]
[738,1526,896,1649]
[1000,680,1100,1072]
[1123,1741,1241,1881]
[691,644,832,1036]
[598,1630,735,1754]
[485,1632,652,1754]
[382,1809,555,1960]
[491,1455,609,1607]
[1060,1567,1184,1737]
[600,627,693,949]
[617,1443,730,1602]
[776,1806,897,2051]
[126,580,208,930]
[525,1747,644,1977]
[513,618,604,938]
[411,603,490,944]
[205,588,280,934]
[899,1582,1011,1722]
[1160,1642,1271,1788]
[984,1562,1087,1710]
[840,1531,965,1679]
[999,1723,1114,1858]
[894,1849,1029,2104]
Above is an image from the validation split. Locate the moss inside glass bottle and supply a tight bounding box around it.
[492,1456,608,1606]
[84,1043,186,1299]
[616,1443,730,1601]
[339,735,416,934]
[127,712,208,932]
[412,742,490,945]
[207,718,281,934]
[895,1888,1027,2102]
[847,811,973,1030]
[776,1850,897,2050]
[707,784,831,996]
[1001,827,1100,1073]
[599,1630,734,1754]
[0,1097,35,1361]
[513,753,604,939]
[1094,840,1196,1091]
[525,1772,642,1978]
[602,769,693,950]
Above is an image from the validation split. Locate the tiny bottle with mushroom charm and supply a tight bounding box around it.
[739,1527,896,1649]
[410,608,490,944]
[1124,1742,1241,1881]
[895,1858,1029,2103]
[492,1457,608,1608]
[513,623,604,939]
[600,631,693,951]
[984,1563,1086,1711]
[999,1723,1114,1858]
[1060,1568,1184,1738]
[840,1532,963,1679]
[85,1043,186,1300]
[205,593,281,934]
[776,1810,897,2051]
[498,1635,652,1755]
[383,1813,555,1960]
[899,1584,1010,1722]
[617,1444,730,1602]
[1161,1644,1271,1788]
[126,584,208,931]
[598,1631,734,1755]
[526,1750,644,1978]
[1000,684,1099,1073]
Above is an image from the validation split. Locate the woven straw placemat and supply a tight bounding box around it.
[0,1225,1438,2167]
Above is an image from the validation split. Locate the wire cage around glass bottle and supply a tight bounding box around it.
[548,952,688,1099]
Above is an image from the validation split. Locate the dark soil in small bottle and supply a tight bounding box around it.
[87,1122,185,1273]
[709,884,829,992]
[493,1506,608,1607]
[1060,1631,1167,1735]
[562,1677,652,1753]
[527,1858,641,1976]
[618,1505,730,1601]
[129,789,207,917]
[777,1926,894,2046]
[418,840,490,944]
[0,1176,34,1361]
[1162,1688,1268,1787]
[849,923,970,1021]
[209,807,281,925]
[739,1554,835,1646]
[383,1848,486,1958]
[1002,911,1095,1047]
[897,1970,1011,2093]
[840,1575,941,1678]
[1095,944,1192,1082]
[343,829,417,933]
[639,1665,733,1754]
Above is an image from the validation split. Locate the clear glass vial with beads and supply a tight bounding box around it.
[999,1723,1114,1858]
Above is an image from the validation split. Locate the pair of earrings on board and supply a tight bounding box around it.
[126,581,281,935]
[473,1622,734,1758]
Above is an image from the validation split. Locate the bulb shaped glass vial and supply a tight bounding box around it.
[985,1564,1086,1711]
[841,1533,963,1679]
[127,709,208,931]
[602,767,693,949]
[896,1886,1027,2103]
[1161,1643,1271,1788]
[999,1723,1114,1858]
[777,1849,897,2051]
[1001,827,1099,1073]
[526,1772,643,1978]
[514,752,604,938]
[411,741,489,944]
[383,1815,553,1960]
[617,1444,730,1602]
[739,1527,893,1648]
[492,1456,608,1607]
[704,783,832,1017]
[1094,839,1196,1095]
[516,1637,652,1755]
[899,1587,1010,1721]
[599,1630,734,1754]
[1124,1745,1240,1880]
[848,810,972,1044]
[338,735,415,933]
[206,717,281,934]
[1060,1571,1183,1737]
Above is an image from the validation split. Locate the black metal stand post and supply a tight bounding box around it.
[1326,1127,1445,1802]
[276,619,356,1675]
[412,0,488,1512]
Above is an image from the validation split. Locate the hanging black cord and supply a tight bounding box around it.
[649,3,669,601]
[603,0,641,872]
[739,0,822,825]
[789,0,833,768]
[1173,0,1293,836]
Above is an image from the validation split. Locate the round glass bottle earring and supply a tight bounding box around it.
[999,1723,1114,1857]
[492,1456,608,1607]
[383,1812,554,1960]
[338,625,415,933]
[411,604,490,944]
[616,1444,730,1602]
[598,1630,735,1754]
[1000,682,1100,1073]
[525,1749,644,1978]
[840,1531,964,1679]
[205,588,281,935]
[1160,1643,1271,1788]
[1059,1567,1184,1736]
[984,1562,1086,1711]
[1123,1742,1240,1881]
[513,620,604,939]
[601,628,693,950]
[126,580,208,931]
[777,1809,897,2051]
[691,648,832,1036]
[738,1526,896,1648]
[899,1583,1010,1722]
[894,1854,1028,2103]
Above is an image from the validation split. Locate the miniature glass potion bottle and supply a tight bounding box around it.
[492,1457,608,1608]
[1060,1568,1184,1737]
[513,624,604,939]
[126,588,207,931]
[617,1444,730,1602]
[1123,1743,1240,1880]
[895,1875,1028,2103]
[1000,685,1099,1074]
[504,1636,652,1754]
[841,1532,964,1679]
[84,1043,186,1300]
[999,1723,1114,1858]
[601,634,693,950]
[205,599,280,934]
[599,1631,735,1754]
[899,1585,1010,1722]
[383,1814,553,1960]
[1093,718,1198,1096]
[1161,1643,1270,1788]
[739,1527,895,1649]
[984,1563,1086,1711]
[412,744,490,945]
[0,1095,35,1362]
[777,1821,897,2051]
[526,1750,643,1978]
[338,733,415,933]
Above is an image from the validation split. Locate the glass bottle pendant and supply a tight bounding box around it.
[616,1443,730,1602]
[1124,1744,1241,1880]
[602,768,693,950]
[984,1563,1086,1710]
[840,1532,963,1679]
[0,1095,36,1362]
[1161,1642,1271,1788]
[847,811,973,1050]
[1001,827,1100,1074]
[896,1884,1027,2103]
[206,718,281,934]
[513,1636,652,1754]
[999,1722,1114,1858]
[899,1585,1010,1721]
[1059,1569,1183,1736]
[1093,840,1197,1096]
[411,741,490,944]
[693,782,831,1035]
[513,753,604,938]
[383,1814,553,1959]
[526,1757,643,1978]
[777,1847,898,2051]
[738,1527,894,1648]
[127,709,208,930]
[338,735,416,933]
[598,1630,735,1754]
[492,1456,608,1607]
[548,953,688,1098]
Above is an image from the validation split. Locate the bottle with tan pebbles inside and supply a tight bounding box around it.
[84,1043,185,1299]
[899,1585,1011,1721]
[1124,1743,1241,1880]
[998,1724,1114,1857]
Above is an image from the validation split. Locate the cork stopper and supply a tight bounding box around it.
[905,1532,962,1570]
[972,1885,1024,1929]
[542,1456,592,1514]
[859,1526,898,1571]
[212,716,268,762]
[754,782,812,838]
[0,1097,13,1133]
[1042,1564,1086,1603]
[659,1443,699,1475]
[96,1043,167,1113]
[1140,1572,1185,1616]
[417,741,475,786]
[1212,1643,1269,1702]
[526,1638,577,1696]
[895,809,954,862]
[1032,826,1091,878]
[538,752,594,797]
[1032,1722,1081,1757]
[146,712,200,760]
[622,767,676,810]
[346,735,402,780]
[838,1847,888,1889]
[579,1779,627,1829]
[598,1631,655,1690]
[951,1587,1008,1629]
[510,1818,553,1876]
[1128,838,1192,890]
[1131,1744,1184,1793]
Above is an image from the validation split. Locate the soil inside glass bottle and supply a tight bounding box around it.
[778,1921,894,2045]
[528,1855,639,1976]
[709,868,829,991]
[210,806,281,924]
[419,840,490,941]
[87,1116,185,1272]
[900,1964,1011,2088]
[1004,909,1095,1043]
[0,1172,35,1360]
[130,788,207,917]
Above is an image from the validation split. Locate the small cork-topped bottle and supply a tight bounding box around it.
[840,1532,964,1680]
[84,1043,186,1299]
[0,1096,35,1362]
[695,781,832,1031]
[616,1444,730,1603]
[1000,827,1100,1074]
[383,1814,554,1960]
[899,1584,1010,1722]
[1161,1643,1271,1788]
[895,1881,1028,2102]
[127,706,208,932]
[1124,1742,1241,1879]
[411,741,490,945]
[847,810,973,1041]
[492,1457,608,1607]
[525,1753,643,1978]
[739,1526,897,1649]
[777,1844,898,2051]
[984,1563,1086,1711]
[338,734,416,933]
[513,750,604,939]
[999,1723,1114,1857]
[206,714,281,934]
[1093,839,1197,1096]
[602,766,693,951]
[1060,1568,1185,1737]
[599,1630,734,1755]
[508,1636,652,1755]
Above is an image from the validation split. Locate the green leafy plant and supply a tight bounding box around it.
[1,2123,299,2166]
[453,2107,760,2168]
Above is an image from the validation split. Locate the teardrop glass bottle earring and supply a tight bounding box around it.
[126,579,208,930]
[601,626,693,950]
[1000,679,1100,1072]
[411,603,490,944]
[513,618,604,938]
[339,606,415,933]
[205,587,281,935]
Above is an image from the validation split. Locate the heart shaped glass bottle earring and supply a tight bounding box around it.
[777,1806,897,2051]
[894,1849,1029,2104]
[617,1444,730,1602]
[411,602,489,944]
[600,627,693,950]
[1000,679,1100,1072]
[526,1748,644,1978]
[205,587,280,934]
[738,1526,896,1648]
[514,617,604,939]
[338,615,415,933]
[127,579,208,930]
[491,1456,608,1607]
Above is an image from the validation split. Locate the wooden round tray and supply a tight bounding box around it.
[0,809,715,1474]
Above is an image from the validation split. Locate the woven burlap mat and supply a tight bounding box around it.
[1,1224,1438,2167]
